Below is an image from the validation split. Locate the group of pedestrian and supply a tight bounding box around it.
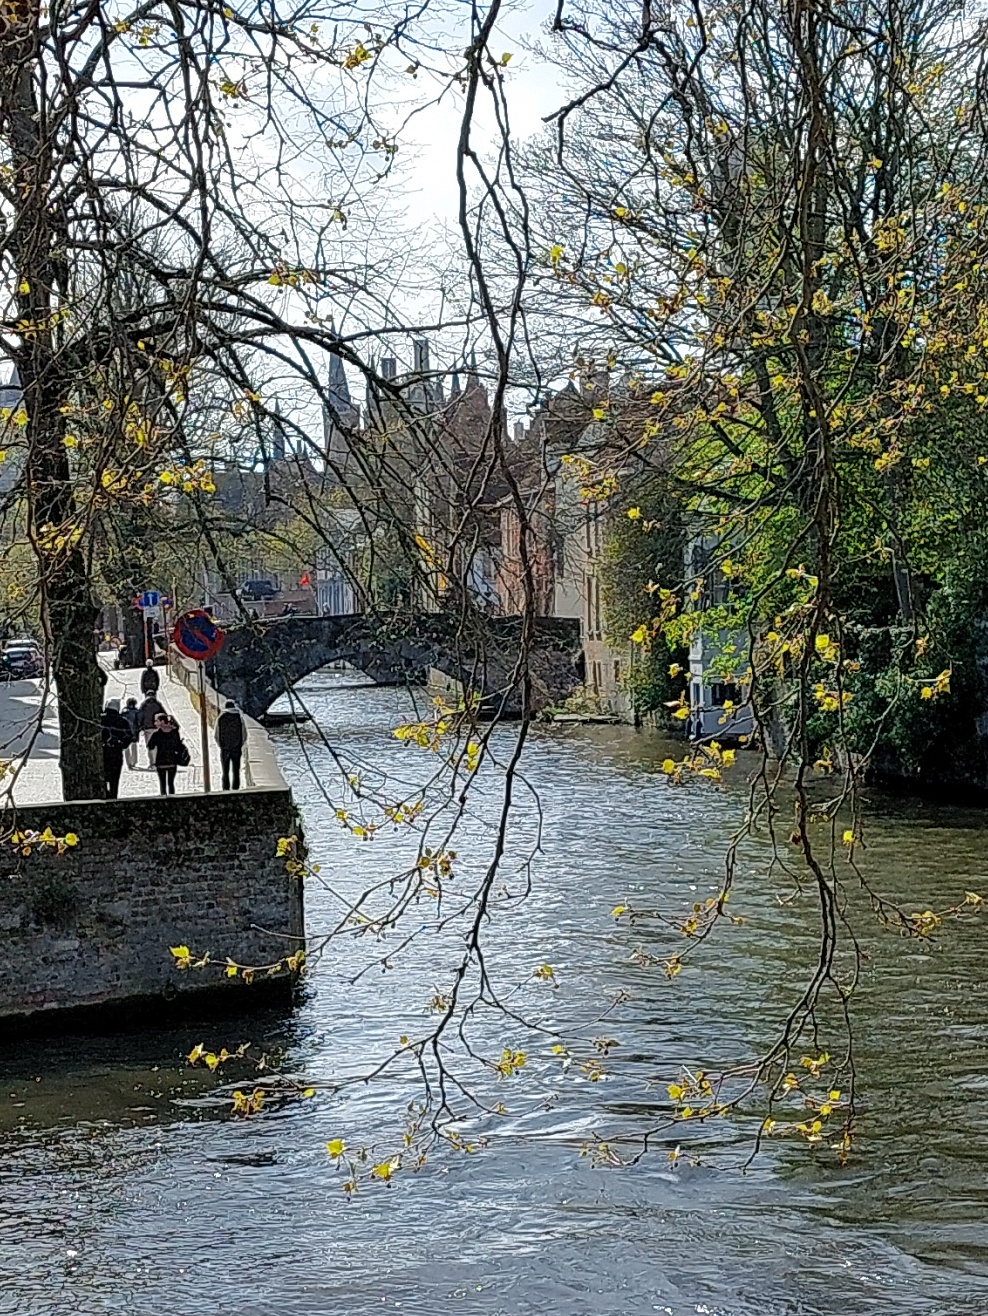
[100,660,247,800]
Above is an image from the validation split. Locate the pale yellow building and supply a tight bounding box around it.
[553,467,634,720]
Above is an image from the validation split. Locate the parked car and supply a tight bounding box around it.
[240,579,278,602]
[2,639,44,680]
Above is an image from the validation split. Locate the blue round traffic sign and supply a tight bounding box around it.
[173,609,225,661]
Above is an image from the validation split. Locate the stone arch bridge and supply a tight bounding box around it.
[207,612,584,720]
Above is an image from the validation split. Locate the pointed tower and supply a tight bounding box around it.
[408,338,443,411]
[271,402,287,464]
[0,365,24,496]
[323,330,359,473]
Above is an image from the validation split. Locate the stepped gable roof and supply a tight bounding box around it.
[0,364,21,415]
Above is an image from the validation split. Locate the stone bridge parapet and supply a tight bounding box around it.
[206,611,583,720]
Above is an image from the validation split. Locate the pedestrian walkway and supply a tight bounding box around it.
[4,656,284,805]
[102,660,215,800]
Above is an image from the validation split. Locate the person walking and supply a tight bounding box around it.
[215,699,246,790]
[147,712,189,795]
[138,692,165,764]
[123,697,141,768]
[139,689,164,752]
[140,659,160,696]
[100,699,132,799]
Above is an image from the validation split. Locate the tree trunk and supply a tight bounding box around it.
[1,1,104,799]
[47,565,106,801]
[891,558,914,625]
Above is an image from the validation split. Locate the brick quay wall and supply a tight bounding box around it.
[0,788,305,1031]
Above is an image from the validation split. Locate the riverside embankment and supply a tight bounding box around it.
[0,658,304,1028]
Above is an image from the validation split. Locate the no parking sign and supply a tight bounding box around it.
[173,609,225,662]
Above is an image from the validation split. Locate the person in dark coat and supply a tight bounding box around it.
[215,699,246,790]
[140,660,160,696]
[147,713,187,795]
[138,693,165,764]
[101,699,133,799]
[123,697,141,769]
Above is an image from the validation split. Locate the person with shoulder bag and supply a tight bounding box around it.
[147,713,190,795]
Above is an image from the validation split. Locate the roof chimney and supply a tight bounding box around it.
[413,339,430,374]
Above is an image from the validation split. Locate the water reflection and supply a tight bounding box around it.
[1,672,987,1314]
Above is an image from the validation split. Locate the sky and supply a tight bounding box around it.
[0,2,572,424]
[399,2,565,230]
[284,0,571,413]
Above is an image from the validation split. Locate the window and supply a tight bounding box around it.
[613,661,621,684]
[710,682,742,707]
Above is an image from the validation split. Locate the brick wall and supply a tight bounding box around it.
[0,789,305,1029]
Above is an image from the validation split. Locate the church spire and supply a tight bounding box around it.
[327,322,353,412]
[323,323,357,471]
[0,363,21,414]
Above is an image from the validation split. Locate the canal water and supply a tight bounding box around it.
[2,672,988,1315]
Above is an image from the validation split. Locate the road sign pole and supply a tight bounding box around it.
[198,661,212,794]
[173,609,224,793]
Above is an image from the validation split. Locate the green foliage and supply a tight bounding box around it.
[598,478,687,715]
[840,573,988,787]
